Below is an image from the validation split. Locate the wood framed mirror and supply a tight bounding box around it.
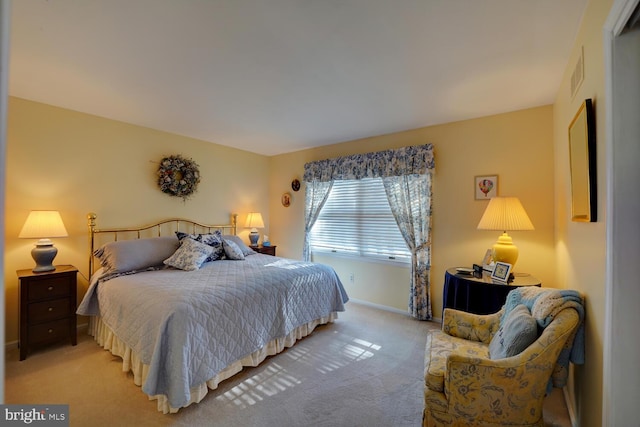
[568,98,597,222]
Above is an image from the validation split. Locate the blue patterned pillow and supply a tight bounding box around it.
[175,230,224,262]
[164,238,214,271]
[489,304,538,359]
[223,239,245,260]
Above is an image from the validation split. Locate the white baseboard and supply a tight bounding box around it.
[347,298,442,323]
[348,298,407,315]
[562,386,578,427]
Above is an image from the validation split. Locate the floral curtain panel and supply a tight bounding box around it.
[303,144,435,320]
[383,174,433,320]
[302,180,333,262]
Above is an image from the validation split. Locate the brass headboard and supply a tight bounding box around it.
[87,212,238,277]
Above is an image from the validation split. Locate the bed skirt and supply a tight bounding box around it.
[88,313,338,414]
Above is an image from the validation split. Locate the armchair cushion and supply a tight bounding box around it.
[488,304,538,359]
[424,331,488,392]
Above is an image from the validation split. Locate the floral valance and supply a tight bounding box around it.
[303,144,434,183]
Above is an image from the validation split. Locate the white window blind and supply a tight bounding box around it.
[309,178,411,263]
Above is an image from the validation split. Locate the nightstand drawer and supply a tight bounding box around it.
[254,245,277,256]
[28,318,72,345]
[27,276,72,301]
[28,298,71,323]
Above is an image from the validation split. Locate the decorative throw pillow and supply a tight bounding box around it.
[164,238,214,271]
[489,304,539,359]
[223,235,256,256]
[175,230,224,262]
[94,236,180,275]
[223,239,245,260]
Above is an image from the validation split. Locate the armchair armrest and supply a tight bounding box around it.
[441,308,503,344]
[443,353,551,425]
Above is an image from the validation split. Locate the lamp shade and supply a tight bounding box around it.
[19,210,68,239]
[477,197,534,231]
[245,212,265,229]
[477,197,533,268]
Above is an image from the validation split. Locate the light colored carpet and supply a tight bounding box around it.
[5,302,571,426]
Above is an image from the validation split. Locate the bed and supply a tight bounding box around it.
[77,213,348,413]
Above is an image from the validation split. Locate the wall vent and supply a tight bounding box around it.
[570,46,584,99]
[625,2,640,31]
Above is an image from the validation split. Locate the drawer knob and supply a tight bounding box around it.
[48,307,54,312]
[48,329,53,334]
[47,286,54,291]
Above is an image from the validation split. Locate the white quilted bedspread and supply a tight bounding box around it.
[77,254,348,408]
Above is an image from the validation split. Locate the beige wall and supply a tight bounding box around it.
[4,97,271,343]
[552,0,612,425]
[269,105,556,318]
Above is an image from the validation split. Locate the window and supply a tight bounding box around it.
[308,178,411,263]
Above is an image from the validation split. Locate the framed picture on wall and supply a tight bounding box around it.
[475,175,498,200]
[568,98,597,222]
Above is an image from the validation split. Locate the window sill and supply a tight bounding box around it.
[311,249,410,267]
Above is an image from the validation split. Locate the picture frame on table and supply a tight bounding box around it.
[490,262,512,282]
[475,175,498,200]
[482,249,494,271]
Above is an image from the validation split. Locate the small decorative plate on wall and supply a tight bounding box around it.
[281,192,291,207]
[291,179,300,192]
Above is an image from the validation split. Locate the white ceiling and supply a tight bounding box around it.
[9,0,588,156]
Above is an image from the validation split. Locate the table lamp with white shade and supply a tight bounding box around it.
[477,197,534,268]
[19,210,69,272]
[245,212,265,246]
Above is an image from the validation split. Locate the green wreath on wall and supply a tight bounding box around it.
[157,155,201,201]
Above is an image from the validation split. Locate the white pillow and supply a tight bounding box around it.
[164,238,214,271]
[223,239,245,260]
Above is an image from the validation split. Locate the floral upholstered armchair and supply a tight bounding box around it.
[423,287,584,427]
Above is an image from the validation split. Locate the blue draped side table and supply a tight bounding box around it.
[443,267,541,316]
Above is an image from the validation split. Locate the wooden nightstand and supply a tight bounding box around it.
[252,245,277,256]
[17,265,78,360]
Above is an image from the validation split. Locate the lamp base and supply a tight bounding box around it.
[31,241,58,273]
[249,232,259,247]
[492,232,519,267]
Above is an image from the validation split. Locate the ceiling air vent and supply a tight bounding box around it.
[570,46,584,99]
[625,2,640,31]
